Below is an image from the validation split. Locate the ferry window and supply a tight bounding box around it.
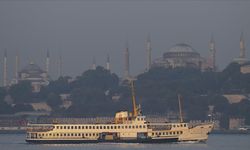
[53,134,55,136]
[89,126,92,129]
[139,125,142,128]
[166,132,168,135]
[78,126,81,129]
[184,124,186,127]
[86,126,88,129]
[49,133,52,136]
[71,133,74,136]
[170,132,172,135]
[96,126,99,129]
[42,134,44,136]
[125,126,127,129]
[159,132,161,135]
[46,134,48,136]
[75,126,77,129]
[64,133,66,136]
[100,126,102,129]
[173,132,175,135]
[163,132,165,135]
[64,126,66,129]
[122,126,124,129]
[103,126,106,129]
[56,126,59,129]
[60,126,63,129]
[180,124,183,127]
[93,126,95,129]
[136,125,138,128]
[180,131,183,134]
[71,126,74,129]
[68,133,70,136]
[86,133,88,136]
[111,126,113,129]
[114,126,117,129]
[78,133,81,136]
[68,126,70,129]
[173,125,176,128]
[82,126,84,129]
[132,126,135,129]
[57,134,59,136]
[152,133,154,136]
[143,125,146,128]
[75,133,77,136]
[107,126,110,129]
[129,126,131,129]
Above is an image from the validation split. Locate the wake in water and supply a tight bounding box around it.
[176,141,201,144]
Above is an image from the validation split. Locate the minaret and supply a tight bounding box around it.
[15,50,19,84]
[124,41,130,78]
[46,49,50,74]
[240,32,246,59]
[146,34,152,71]
[209,35,216,71]
[106,54,110,71]
[92,56,96,70]
[58,51,62,78]
[3,49,7,87]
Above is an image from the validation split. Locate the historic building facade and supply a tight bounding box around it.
[152,43,210,71]
[18,62,49,92]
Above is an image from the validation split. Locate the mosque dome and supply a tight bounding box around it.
[20,62,45,74]
[163,43,200,59]
[167,43,197,53]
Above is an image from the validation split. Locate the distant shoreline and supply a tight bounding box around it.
[0,130,25,134]
[211,130,250,134]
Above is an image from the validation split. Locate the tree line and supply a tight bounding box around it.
[0,63,250,128]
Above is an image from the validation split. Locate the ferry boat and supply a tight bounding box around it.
[26,82,214,144]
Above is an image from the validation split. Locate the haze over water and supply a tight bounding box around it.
[0,134,250,150]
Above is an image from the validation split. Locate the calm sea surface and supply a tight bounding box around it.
[0,134,249,150]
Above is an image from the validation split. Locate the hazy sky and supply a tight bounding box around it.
[0,0,250,84]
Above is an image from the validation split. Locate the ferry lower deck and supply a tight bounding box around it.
[26,137,178,144]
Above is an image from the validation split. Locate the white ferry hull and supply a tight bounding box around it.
[178,123,213,142]
[26,137,178,144]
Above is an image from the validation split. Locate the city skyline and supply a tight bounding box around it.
[0,33,248,84]
[0,1,250,83]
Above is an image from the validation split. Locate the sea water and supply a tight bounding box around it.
[0,134,249,150]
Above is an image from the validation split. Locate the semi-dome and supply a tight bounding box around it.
[167,43,197,53]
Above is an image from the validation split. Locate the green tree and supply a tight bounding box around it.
[71,66,119,91]
[46,93,62,110]
[8,81,33,103]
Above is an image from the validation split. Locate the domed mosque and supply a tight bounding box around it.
[152,43,210,70]
[18,61,49,92]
